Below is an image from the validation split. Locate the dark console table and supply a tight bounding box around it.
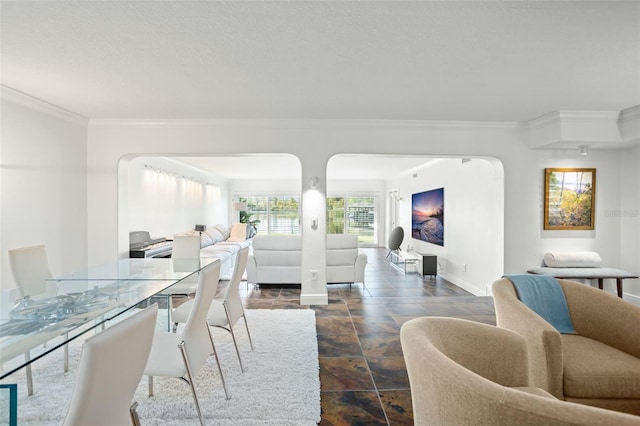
[408,250,438,278]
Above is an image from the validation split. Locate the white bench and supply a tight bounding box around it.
[528,252,637,298]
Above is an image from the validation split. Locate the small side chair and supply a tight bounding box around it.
[62,304,158,426]
[172,246,253,372]
[144,261,228,426]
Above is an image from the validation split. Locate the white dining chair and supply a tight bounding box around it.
[144,261,228,426]
[8,245,56,300]
[8,245,59,395]
[167,235,201,295]
[62,304,158,426]
[171,246,253,372]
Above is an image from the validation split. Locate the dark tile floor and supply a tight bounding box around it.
[237,248,497,425]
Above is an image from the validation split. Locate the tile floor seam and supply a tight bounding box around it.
[347,299,392,426]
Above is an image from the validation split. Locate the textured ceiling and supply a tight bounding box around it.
[2,1,639,121]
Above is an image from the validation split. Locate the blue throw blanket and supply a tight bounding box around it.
[504,274,575,334]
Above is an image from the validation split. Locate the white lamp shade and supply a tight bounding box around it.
[232,202,248,211]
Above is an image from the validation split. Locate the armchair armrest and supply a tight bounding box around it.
[492,278,564,398]
[355,252,367,283]
[561,279,640,358]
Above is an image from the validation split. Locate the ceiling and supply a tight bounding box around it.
[3,1,638,180]
[1,1,638,122]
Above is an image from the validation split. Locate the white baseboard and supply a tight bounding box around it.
[300,293,329,305]
[623,292,640,305]
[438,272,486,296]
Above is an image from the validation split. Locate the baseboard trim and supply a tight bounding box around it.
[438,272,485,296]
[300,293,329,305]
[624,292,640,304]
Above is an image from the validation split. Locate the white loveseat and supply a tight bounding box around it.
[247,235,302,284]
[326,234,367,286]
[246,234,367,286]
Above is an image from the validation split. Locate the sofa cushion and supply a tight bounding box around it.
[213,224,231,240]
[200,232,214,248]
[205,227,225,244]
[228,223,247,241]
[562,334,640,399]
[327,234,358,265]
[252,235,301,251]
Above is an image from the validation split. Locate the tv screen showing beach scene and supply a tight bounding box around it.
[412,187,444,246]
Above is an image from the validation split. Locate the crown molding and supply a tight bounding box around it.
[528,109,627,149]
[1,85,88,125]
[88,117,526,130]
[619,105,640,144]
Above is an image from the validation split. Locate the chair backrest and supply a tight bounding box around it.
[388,226,404,251]
[183,261,221,372]
[251,235,302,267]
[326,234,358,265]
[63,304,158,426]
[172,235,201,258]
[8,245,54,299]
[223,247,250,325]
[400,316,640,426]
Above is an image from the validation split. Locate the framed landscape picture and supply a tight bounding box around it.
[412,187,444,246]
[544,168,596,230]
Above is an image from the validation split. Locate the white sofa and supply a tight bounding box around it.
[247,235,302,284]
[189,223,253,280]
[246,234,367,286]
[326,234,367,286]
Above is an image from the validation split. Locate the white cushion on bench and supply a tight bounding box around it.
[543,251,602,268]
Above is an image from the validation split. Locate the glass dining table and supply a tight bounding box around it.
[0,257,218,388]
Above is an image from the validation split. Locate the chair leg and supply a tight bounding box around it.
[64,333,69,372]
[241,307,254,351]
[205,325,230,400]
[130,401,141,426]
[179,342,206,426]
[25,352,33,396]
[223,305,246,373]
[148,375,154,397]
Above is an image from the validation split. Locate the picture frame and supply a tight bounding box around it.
[544,168,596,230]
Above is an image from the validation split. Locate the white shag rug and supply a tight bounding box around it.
[3,309,320,425]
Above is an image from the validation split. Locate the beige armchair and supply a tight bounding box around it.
[400,316,640,425]
[492,277,640,416]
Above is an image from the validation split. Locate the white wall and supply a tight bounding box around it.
[1,89,89,290]
[2,90,637,302]
[83,119,640,303]
[386,158,503,295]
[126,156,227,239]
[618,145,640,296]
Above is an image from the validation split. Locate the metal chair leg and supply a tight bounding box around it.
[148,375,154,397]
[179,342,206,426]
[25,352,33,396]
[205,324,230,400]
[130,401,142,426]
[223,305,246,373]
[240,307,254,351]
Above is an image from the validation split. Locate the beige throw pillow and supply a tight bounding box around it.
[228,223,247,241]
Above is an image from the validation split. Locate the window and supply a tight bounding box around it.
[327,195,377,245]
[239,196,299,235]
[326,197,345,234]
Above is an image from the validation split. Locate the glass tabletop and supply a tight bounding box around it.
[1,257,219,380]
[47,257,218,281]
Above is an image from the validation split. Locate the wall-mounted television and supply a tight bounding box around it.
[412,187,444,246]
